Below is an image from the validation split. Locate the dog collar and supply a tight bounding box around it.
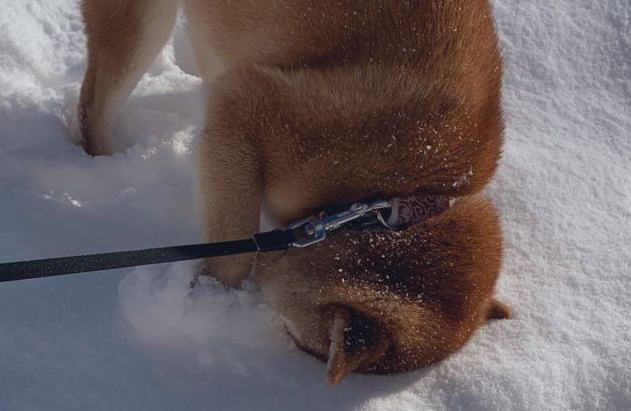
[385,194,451,228]
[290,194,451,248]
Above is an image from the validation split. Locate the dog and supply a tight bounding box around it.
[77,0,509,385]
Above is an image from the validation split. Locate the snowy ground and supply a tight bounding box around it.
[1,0,630,410]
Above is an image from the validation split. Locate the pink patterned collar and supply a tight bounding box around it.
[385,194,451,227]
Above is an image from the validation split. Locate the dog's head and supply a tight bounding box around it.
[257,196,509,385]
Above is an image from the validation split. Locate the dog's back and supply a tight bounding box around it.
[197,0,504,223]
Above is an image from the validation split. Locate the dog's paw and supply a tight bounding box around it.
[66,107,113,156]
[67,107,86,147]
[197,257,251,289]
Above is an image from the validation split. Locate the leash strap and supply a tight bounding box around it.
[0,196,448,284]
[0,230,297,283]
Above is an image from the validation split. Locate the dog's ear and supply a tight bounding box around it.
[326,306,389,385]
[486,298,511,321]
[326,307,353,385]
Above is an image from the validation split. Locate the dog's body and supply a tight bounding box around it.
[78,0,508,385]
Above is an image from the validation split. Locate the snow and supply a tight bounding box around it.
[0,0,630,410]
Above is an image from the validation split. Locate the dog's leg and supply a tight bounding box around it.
[76,0,178,155]
[197,107,264,288]
[182,14,226,82]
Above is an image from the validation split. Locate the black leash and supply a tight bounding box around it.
[0,200,394,284]
[0,230,296,283]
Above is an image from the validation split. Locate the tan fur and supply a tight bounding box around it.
[258,196,504,377]
[79,0,508,384]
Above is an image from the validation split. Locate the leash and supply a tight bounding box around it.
[0,231,295,283]
[0,200,396,284]
[0,195,450,284]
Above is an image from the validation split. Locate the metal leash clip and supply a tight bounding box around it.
[289,200,393,248]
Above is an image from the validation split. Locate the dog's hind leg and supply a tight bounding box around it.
[75,0,178,155]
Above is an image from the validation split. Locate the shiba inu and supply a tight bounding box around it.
[77,0,509,385]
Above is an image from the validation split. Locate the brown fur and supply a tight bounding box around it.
[258,196,507,376]
[78,0,508,384]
